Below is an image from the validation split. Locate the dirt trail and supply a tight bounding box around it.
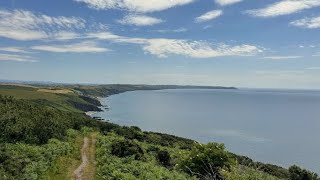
[73,137,89,180]
[73,133,97,180]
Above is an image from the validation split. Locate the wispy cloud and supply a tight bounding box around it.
[195,10,223,23]
[143,39,261,58]
[215,0,243,6]
[51,31,82,40]
[262,56,302,60]
[74,0,194,13]
[0,9,85,41]
[117,15,164,26]
[0,47,28,53]
[31,41,109,53]
[246,0,320,17]
[290,16,320,29]
[0,53,37,62]
[88,31,262,58]
[203,25,213,30]
[154,28,187,33]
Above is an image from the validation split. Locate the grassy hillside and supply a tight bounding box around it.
[0,85,101,112]
[0,84,319,180]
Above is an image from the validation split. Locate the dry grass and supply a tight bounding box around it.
[37,89,74,94]
[0,83,38,88]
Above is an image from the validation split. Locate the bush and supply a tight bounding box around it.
[223,165,281,180]
[157,150,171,167]
[111,140,144,160]
[114,126,145,141]
[180,142,235,180]
[95,134,196,180]
[231,154,290,179]
[289,165,319,180]
[0,138,72,179]
[146,145,160,153]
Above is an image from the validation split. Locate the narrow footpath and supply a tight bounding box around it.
[73,133,97,180]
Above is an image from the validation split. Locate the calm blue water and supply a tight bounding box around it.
[94,89,320,173]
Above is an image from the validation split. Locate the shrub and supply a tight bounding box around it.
[111,140,144,160]
[180,142,235,180]
[231,154,290,179]
[289,165,319,180]
[146,145,160,153]
[114,126,145,141]
[157,150,171,167]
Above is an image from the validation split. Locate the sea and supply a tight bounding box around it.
[92,88,320,173]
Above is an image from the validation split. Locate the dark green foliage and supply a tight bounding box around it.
[289,165,319,180]
[157,150,171,167]
[130,126,141,132]
[0,138,72,179]
[146,145,160,153]
[113,126,146,141]
[144,132,195,148]
[0,95,92,144]
[180,143,235,180]
[232,153,290,179]
[257,163,291,179]
[111,140,144,160]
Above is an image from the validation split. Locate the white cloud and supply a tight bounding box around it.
[0,9,85,41]
[0,47,28,53]
[155,28,188,33]
[74,0,194,13]
[0,53,37,62]
[215,0,243,6]
[52,31,81,40]
[87,31,262,58]
[195,10,223,23]
[0,28,48,41]
[290,16,320,29]
[203,25,213,29]
[262,56,302,60]
[117,15,163,26]
[312,53,320,57]
[143,39,261,58]
[87,32,122,40]
[246,0,320,17]
[87,32,147,44]
[31,41,110,53]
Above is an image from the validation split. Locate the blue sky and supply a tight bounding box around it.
[0,0,320,89]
